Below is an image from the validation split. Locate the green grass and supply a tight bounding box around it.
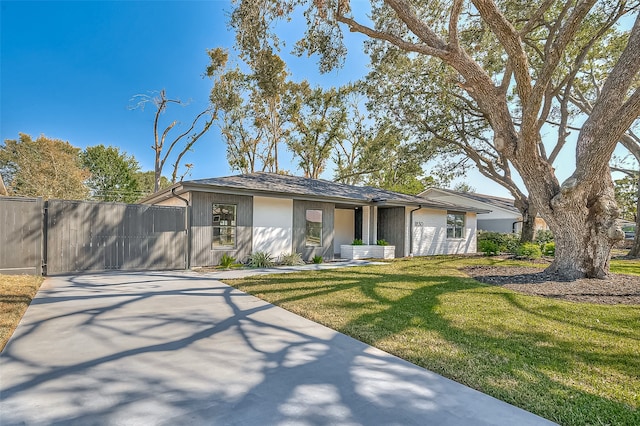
[1,274,44,352]
[227,256,640,426]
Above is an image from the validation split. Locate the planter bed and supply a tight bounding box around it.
[340,244,395,260]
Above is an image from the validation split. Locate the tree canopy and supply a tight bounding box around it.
[0,133,89,200]
[80,144,141,203]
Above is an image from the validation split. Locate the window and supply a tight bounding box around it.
[213,204,237,247]
[447,212,465,239]
[305,209,322,246]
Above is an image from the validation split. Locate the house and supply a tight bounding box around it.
[418,188,548,234]
[142,173,487,266]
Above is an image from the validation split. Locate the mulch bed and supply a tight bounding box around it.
[463,264,640,305]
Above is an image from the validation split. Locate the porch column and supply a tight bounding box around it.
[369,206,378,244]
[362,206,370,244]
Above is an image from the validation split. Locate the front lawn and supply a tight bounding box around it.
[0,274,44,352]
[228,256,639,426]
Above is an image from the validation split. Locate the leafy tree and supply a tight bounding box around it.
[453,182,476,193]
[335,118,434,194]
[230,0,640,279]
[253,49,290,173]
[134,171,172,196]
[333,86,436,192]
[364,47,540,242]
[80,145,141,203]
[0,133,89,200]
[208,48,290,173]
[285,82,347,178]
[614,175,637,222]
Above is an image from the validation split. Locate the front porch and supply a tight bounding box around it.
[334,204,405,259]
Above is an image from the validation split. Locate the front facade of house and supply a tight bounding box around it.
[419,188,549,234]
[143,173,485,266]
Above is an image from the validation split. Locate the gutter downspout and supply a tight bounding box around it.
[409,205,422,257]
[512,220,523,234]
[172,188,191,269]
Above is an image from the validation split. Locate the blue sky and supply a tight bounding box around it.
[1,0,369,184]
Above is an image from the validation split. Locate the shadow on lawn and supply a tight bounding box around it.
[233,265,639,426]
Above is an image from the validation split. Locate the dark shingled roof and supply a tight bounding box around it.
[144,173,487,212]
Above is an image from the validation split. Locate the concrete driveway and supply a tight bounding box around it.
[1,270,556,425]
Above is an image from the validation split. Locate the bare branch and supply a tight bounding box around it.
[335,14,447,57]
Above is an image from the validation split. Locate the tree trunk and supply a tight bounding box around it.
[519,204,537,244]
[540,177,623,279]
[0,174,8,196]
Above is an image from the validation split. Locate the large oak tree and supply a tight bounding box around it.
[231,0,640,278]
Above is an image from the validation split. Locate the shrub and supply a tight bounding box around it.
[247,251,275,268]
[312,255,323,264]
[352,239,363,245]
[478,240,500,256]
[278,252,304,266]
[376,239,388,246]
[477,231,520,254]
[542,242,555,257]
[219,253,236,269]
[535,229,554,246]
[516,242,542,259]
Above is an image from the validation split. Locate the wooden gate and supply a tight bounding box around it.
[45,200,187,274]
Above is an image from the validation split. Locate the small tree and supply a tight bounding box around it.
[286,82,347,178]
[0,133,89,200]
[134,171,171,197]
[80,145,141,203]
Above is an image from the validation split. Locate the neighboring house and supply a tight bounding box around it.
[419,188,549,234]
[142,173,487,266]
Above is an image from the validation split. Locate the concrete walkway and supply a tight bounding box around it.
[1,270,556,425]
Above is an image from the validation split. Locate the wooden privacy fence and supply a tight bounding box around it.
[0,197,187,275]
[0,197,44,275]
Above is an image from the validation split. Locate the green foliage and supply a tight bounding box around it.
[208,48,289,174]
[376,239,388,246]
[334,117,435,194]
[134,171,171,196]
[542,242,556,257]
[80,144,141,203]
[219,253,236,269]
[247,251,275,268]
[351,239,363,245]
[516,243,542,260]
[453,182,475,193]
[0,133,89,200]
[478,240,500,256]
[477,232,520,254]
[614,175,638,222]
[285,82,347,178]
[278,252,304,266]
[534,230,554,246]
[312,255,323,264]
